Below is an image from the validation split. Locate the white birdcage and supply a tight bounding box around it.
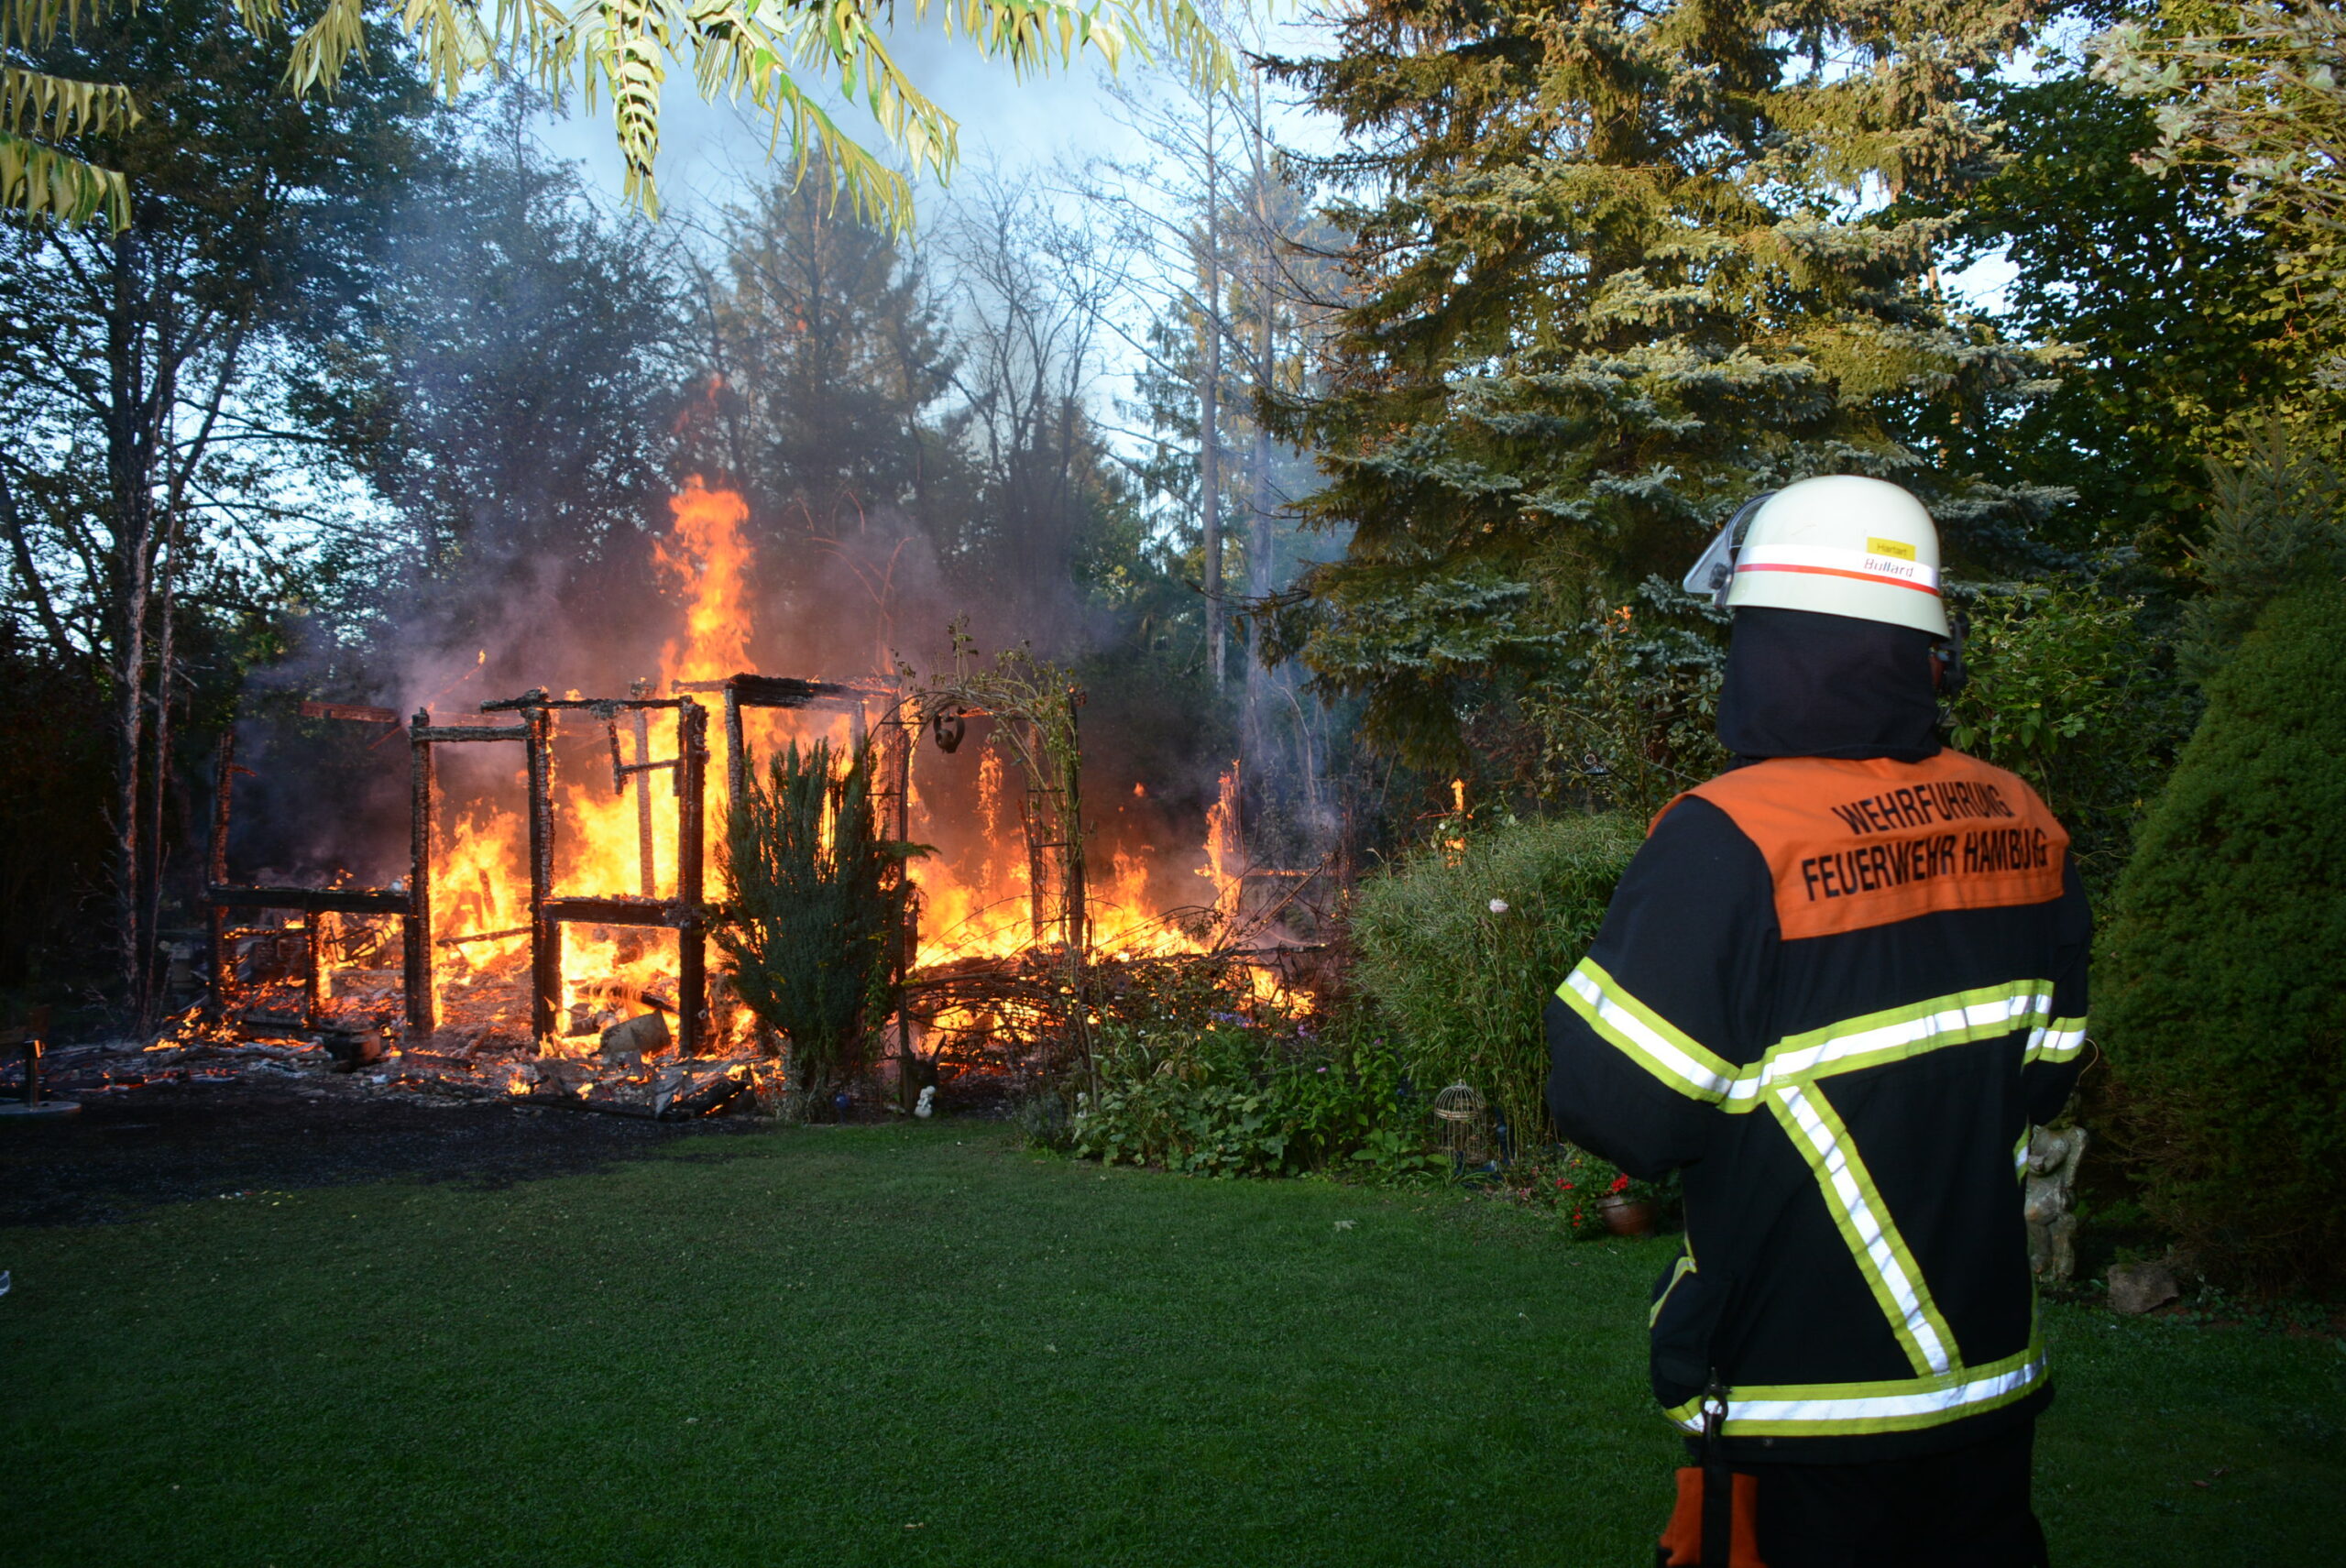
[1431,1082,1494,1165]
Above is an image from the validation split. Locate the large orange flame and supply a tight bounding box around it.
[411,478,1286,1057]
[657,477,753,688]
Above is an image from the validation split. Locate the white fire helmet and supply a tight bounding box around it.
[1683,476,1950,638]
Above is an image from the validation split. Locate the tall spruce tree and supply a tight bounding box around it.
[1267,0,2062,763]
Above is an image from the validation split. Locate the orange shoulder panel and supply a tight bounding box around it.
[1654,752,2068,940]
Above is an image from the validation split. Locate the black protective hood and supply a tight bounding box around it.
[1716,607,1942,762]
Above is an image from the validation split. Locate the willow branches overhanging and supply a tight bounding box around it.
[240,0,1237,228]
[2,0,141,228]
[4,0,1235,230]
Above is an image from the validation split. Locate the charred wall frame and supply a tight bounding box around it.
[207,691,716,1053]
[474,689,713,1056]
[205,714,412,1034]
[203,672,1045,1073]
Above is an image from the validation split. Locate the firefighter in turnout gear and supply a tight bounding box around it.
[1548,477,2089,1567]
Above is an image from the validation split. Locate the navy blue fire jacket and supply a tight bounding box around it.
[1547,614,2090,1464]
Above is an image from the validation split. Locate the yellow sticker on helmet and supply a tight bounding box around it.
[1867,536,1918,561]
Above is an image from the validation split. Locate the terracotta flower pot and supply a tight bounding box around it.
[1598,1195,1658,1238]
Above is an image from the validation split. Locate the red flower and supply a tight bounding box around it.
[1608,1173,1630,1194]
[1558,1179,1574,1190]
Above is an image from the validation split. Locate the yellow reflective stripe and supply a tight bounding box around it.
[1557,958,1738,1103]
[1667,1342,2048,1438]
[1727,982,2053,1107]
[2013,1127,2033,1182]
[1558,970,2056,1111]
[2025,1014,2088,1065]
[1650,1245,1699,1330]
[1771,1083,1958,1377]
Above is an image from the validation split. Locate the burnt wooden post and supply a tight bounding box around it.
[1022,719,1052,946]
[1062,689,1088,955]
[302,916,323,1028]
[405,709,435,1034]
[524,697,561,1045]
[676,697,708,1057]
[1055,686,1093,1085]
[899,890,919,1066]
[723,687,747,829]
[630,678,656,895]
[207,729,236,1019]
[881,698,917,1071]
[889,700,911,844]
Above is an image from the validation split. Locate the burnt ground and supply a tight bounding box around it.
[0,1082,773,1228]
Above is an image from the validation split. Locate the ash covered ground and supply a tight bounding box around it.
[0,1070,776,1229]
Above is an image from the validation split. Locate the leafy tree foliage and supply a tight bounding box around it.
[293,104,685,628]
[2175,428,2346,681]
[1263,0,2061,764]
[1946,578,2187,891]
[2,0,141,226]
[683,164,961,549]
[2098,1,2346,377]
[0,0,424,1018]
[1942,64,2318,566]
[2099,578,2346,1293]
[234,0,1230,227]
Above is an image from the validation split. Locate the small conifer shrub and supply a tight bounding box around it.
[718,740,904,1102]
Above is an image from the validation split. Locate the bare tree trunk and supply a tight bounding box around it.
[137,530,181,1028]
[1240,82,1280,850]
[1198,99,1225,690]
[110,510,154,1032]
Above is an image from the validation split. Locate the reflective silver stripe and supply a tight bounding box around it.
[1559,960,1738,1102]
[2025,1015,2088,1064]
[1735,542,1942,593]
[1728,985,2051,1105]
[1561,970,2054,1109]
[1670,1352,2048,1436]
[1777,1083,1954,1376]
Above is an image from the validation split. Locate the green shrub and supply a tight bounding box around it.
[1069,1020,1437,1179]
[1348,813,1643,1146]
[1946,579,2190,894]
[2179,431,2346,685]
[2099,579,2346,1293]
[717,739,904,1102]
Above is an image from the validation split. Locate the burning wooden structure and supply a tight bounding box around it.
[199,663,1118,1069]
[186,483,1324,1111]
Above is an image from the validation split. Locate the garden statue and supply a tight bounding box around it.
[2024,1125,2088,1282]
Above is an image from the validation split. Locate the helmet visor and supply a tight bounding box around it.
[1683,493,1774,608]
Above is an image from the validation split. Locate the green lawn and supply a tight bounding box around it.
[3,1123,2338,1565]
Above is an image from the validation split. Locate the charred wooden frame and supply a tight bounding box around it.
[668,674,890,821]
[477,689,713,1056]
[404,711,531,1035]
[205,718,413,1033]
[203,674,972,1069]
